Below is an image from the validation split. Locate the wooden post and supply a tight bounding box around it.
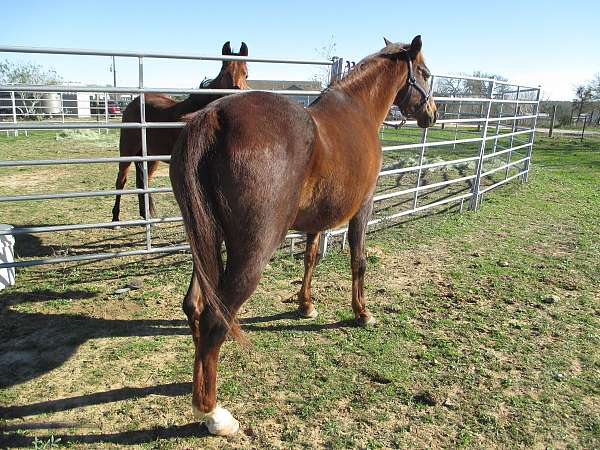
[581,114,588,142]
[549,104,557,137]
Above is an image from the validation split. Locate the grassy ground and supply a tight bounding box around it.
[0,133,599,448]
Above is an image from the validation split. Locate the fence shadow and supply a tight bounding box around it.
[0,303,188,389]
[0,382,191,419]
[0,422,208,448]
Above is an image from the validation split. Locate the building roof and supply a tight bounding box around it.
[247,80,322,91]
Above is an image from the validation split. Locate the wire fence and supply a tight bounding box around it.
[0,46,540,269]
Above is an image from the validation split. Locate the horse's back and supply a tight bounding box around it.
[183,91,316,240]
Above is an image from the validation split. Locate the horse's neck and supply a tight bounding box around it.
[314,58,404,128]
[179,78,223,114]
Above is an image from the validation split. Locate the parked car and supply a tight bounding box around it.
[90,99,121,116]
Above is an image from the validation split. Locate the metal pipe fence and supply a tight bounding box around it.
[0,45,540,269]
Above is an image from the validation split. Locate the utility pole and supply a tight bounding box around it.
[111,56,117,87]
[112,56,117,87]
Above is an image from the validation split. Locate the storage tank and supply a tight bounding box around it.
[42,93,61,115]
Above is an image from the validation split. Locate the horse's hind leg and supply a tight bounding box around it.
[348,196,376,326]
[297,232,321,319]
[191,230,284,436]
[112,161,131,223]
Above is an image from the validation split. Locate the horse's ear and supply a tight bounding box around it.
[239,42,248,56]
[383,37,393,46]
[408,35,422,59]
[222,41,232,55]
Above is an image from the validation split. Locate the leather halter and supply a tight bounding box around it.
[397,51,431,114]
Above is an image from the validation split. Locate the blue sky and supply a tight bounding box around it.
[1,0,599,99]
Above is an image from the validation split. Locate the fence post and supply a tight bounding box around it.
[522,86,541,183]
[469,79,496,210]
[318,231,329,260]
[329,57,343,84]
[10,91,18,137]
[492,91,505,153]
[412,75,434,210]
[580,113,588,142]
[505,86,521,180]
[548,104,557,137]
[452,100,462,151]
[139,56,152,250]
[60,92,65,124]
[104,94,109,133]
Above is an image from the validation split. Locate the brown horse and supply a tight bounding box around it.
[170,36,437,436]
[111,41,249,222]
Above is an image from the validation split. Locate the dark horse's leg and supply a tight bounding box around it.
[348,196,376,326]
[297,232,321,318]
[112,161,131,223]
[135,161,159,219]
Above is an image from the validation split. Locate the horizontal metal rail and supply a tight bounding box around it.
[0,45,333,65]
[383,137,484,152]
[381,128,534,152]
[0,122,184,131]
[373,174,476,201]
[0,244,191,269]
[0,155,171,167]
[433,72,539,90]
[0,187,172,202]
[479,170,527,194]
[0,84,322,96]
[481,157,529,178]
[481,143,531,159]
[383,114,537,128]
[433,96,538,104]
[379,156,480,176]
[0,216,183,236]
[329,191,474,237]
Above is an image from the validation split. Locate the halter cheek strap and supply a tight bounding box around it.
[397,52,431,113]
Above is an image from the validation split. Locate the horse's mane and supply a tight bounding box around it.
[313,43,408,103]
[199,78,214,89]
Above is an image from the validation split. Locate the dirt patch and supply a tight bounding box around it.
[0,167,69,190]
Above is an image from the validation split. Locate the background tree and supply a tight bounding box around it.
[572,83,593,124]
[590,73,600,99]
[0,59,62,119]
[312,36,337,89]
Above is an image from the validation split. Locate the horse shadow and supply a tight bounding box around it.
[0,288,189,390]
[11,226,61,258]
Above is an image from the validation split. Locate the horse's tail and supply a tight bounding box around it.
[170,108,233,335]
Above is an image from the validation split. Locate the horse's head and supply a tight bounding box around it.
[215,41,249,90]
[382,36,437,128]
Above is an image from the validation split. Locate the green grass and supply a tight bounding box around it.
[0,132,599,448]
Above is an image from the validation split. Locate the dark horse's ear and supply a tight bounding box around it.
[383,37,393,46]
[222,41,232,55]
[239,42,248,56]
[408,35,422,59]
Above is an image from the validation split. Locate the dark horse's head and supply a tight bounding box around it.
[383,36,437,128]
[214,41,249,90]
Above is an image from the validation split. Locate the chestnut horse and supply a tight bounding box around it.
[111,41,249,222]
[170,36,437,435]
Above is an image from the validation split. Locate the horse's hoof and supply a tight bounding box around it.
[357,314,376,327]
[193,404,239,436]
[298,306,318,319]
